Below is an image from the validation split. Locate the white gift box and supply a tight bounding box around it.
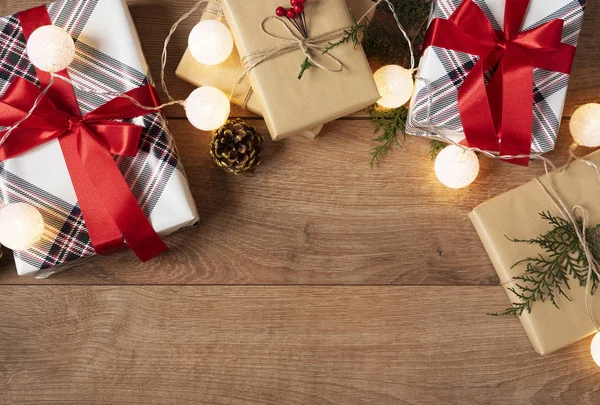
[406,0,586,153]
[0,0,199,277]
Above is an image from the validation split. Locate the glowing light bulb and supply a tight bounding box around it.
[591,333,600,367]
[374,65,415,109]
[570,103,600,147]
[188,20,234,66]
[185,86,230,131]
[0,203,44,251]
[434,145,480,189]
[26,25,75,73]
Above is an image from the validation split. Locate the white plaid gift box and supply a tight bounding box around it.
[406,0,586,156]
[0,0,199,277]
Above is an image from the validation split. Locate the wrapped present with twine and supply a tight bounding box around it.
[176,0,378,140]
[471,150,600,355]
[219,0,380,141]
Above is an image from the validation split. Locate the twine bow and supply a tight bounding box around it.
[240,16,347,79]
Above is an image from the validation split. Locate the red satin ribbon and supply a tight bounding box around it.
[423,0,577,165]
[0,6,168,261]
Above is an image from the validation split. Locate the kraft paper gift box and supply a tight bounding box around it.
[176,0,378,140]
[220,0,380,141]
[0,0,199,277]
[470,150,600,355]
[406,0,586,153]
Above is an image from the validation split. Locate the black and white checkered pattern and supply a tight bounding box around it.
[407,0,586,153]
[0,0,182,271]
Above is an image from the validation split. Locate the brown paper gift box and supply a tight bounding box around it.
[176,0,377,140]
[220,0,379,140]
[470,150,600,355]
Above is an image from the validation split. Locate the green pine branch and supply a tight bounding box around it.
[490,212,600,317]
[369,105,406,168]
[429,140,445,160]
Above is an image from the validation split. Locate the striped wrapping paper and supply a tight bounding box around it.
[406,0,586,153]
[0,0,199,276]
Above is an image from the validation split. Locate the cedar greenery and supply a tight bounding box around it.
[365,0,436,166]
[300,12,370,79]
[491,212,600,317]
[369,105,406,168]
[429,140,445,160]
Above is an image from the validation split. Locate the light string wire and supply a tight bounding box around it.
[160,0,222,103]
[0,74,55,148]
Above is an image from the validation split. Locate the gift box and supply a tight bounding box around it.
[406,0,586,156]
[470,150,600,355]
[176,0,377,141]
[175,1,325,140]
[220,0,380,140]
[0,0,199,277]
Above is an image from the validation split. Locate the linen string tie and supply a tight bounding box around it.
[233,0,415,109]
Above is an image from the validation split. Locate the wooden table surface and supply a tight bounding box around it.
[1,1,599,404]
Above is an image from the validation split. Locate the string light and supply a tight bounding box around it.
[0,203,44,251]
[26,25,75,73]
[188,20,234,66]
[590,333,600,367]
[373,65,415,109]
[570,103,600,147]
[434,145,480,189]
[185,86,230,131]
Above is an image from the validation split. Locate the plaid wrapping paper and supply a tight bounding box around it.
[406,0,586,153]
[0,0,199,276]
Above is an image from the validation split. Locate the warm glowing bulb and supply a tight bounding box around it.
[185,86,230,131]
[374,65,415,109]
[570,103,600,147]
[434,145,480,189]
[26,25,75,73]
[0,203,44,251]
[188,20,234,66]
[591,333,600,367]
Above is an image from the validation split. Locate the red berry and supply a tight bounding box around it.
[276,6,286,16]
[290,0,298,5]
[293,4,304,13]
[286,8,296,18]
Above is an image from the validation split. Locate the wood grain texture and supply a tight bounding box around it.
[0,118,586,284]
[0,1,598,403]
[1,286,599,405]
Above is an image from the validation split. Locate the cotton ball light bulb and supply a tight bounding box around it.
[185,86,230,131]
[570,103,600,147]
[26,25,75,73]
[0,203,44,251]
[188,20,234,66]
[374,65,415,109]
[591,333,600,367]
[434,145,480,189]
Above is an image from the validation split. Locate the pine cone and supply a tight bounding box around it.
[210,119,264,175]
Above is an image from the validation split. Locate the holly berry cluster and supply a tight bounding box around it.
[275,0,308,39]
[275,0,311,79]
[275,0,306,20]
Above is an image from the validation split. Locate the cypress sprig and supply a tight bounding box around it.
[491,212,600,317]
[369,105,406,168]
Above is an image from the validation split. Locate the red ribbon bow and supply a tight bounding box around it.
[423,0,578,165]
[0,6,168,261]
